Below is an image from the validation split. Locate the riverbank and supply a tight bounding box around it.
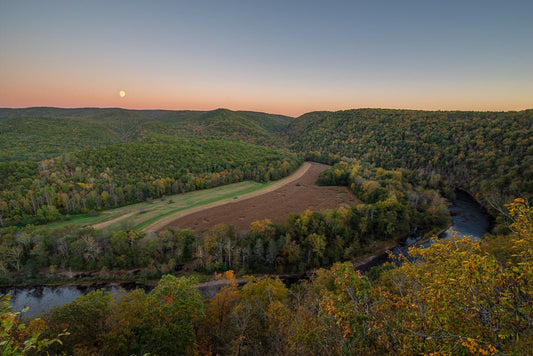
[4,190,490,315]
[353,190,492,271]
[1,272,307,317]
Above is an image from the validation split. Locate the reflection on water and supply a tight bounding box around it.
[441,190,490,240]
[399,190,489,253]
[1,284,147,317]
[358,190,491,270]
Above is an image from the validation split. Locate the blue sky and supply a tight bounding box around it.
[1,0,532,116]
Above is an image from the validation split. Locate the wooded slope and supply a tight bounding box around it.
[286,109,533,214]
[0,107,293,161]
[0,136,301,225]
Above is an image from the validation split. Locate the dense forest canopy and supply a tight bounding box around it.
[287,109,533,215]
[0,107,293,161]
[0,135,301,226]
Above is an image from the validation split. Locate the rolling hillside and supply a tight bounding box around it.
[0,107,293,161]
[0,135,301,225]
[2,106,532,227]
[286,109,533,213]
[132,108,292,146]
[0,116,123,161]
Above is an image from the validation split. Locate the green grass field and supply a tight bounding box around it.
[47,180,273,232]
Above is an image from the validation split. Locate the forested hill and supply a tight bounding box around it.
[286,109,533,215]
[0,107,293,161]
[133,108,292,147]
[0,136,301,226]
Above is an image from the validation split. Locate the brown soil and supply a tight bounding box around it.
[144,162,312,232]
[158,162,359,235]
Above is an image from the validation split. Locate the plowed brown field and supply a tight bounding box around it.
[158,162,359,235]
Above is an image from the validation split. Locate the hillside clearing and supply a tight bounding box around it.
[142,162,312,232]
[157,162,359,234]
[45,180,270,231]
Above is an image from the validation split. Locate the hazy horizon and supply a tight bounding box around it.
[1,0,532,117]
[2,105,533,120]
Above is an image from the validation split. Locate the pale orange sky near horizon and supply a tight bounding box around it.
[2,76,530,117]
[1,1,532,117]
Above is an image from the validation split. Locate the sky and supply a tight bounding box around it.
[1,0,532,117]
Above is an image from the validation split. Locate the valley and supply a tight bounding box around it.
[3,2,532,352]
[0,107,532,355]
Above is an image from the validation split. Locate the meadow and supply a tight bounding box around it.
[46,180,271,231]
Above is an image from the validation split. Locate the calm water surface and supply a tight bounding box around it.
[2,284,148,317]
[440,190,490,240]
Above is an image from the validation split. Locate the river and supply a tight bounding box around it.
[3,191,491,317]
[440,190,491,240]
[355,190,491,271]
[1,283,149,318]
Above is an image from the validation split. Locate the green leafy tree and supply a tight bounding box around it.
[230,277,289,355]
[45,290,112,354]
[140,275,205,355]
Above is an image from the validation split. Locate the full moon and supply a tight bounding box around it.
[119,90,126,98]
